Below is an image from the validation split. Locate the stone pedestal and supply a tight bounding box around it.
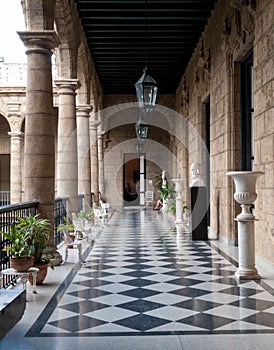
[190,186,208,240]
[172,179,184,225]
[227,171,264,281]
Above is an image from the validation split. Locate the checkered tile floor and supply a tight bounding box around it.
[27,210,274,337]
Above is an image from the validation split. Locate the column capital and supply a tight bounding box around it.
[55,78,81,94]
[18,30,59,52]
[8,131,24,139]
[98,130,106,138]
[90,120,100,130]
[76,104,93,117]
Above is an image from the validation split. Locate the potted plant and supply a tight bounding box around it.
[154,172,176,211]
[2,220,35,272]
[15,214,53,284]
[57,216,76,243]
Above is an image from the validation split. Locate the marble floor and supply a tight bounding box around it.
[1,209,274,350]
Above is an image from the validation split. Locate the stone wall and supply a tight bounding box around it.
[103,122,172,207]
[175,0,274,264]
[253,0,274,263]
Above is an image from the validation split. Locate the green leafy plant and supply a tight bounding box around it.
[154,172,176,201]
[15,215,53,267]
[166,199,176,215]
[2,223,34,258]
[57,216,74,233]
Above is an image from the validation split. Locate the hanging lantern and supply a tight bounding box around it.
[135,68,158,114]
[135,117,149,139]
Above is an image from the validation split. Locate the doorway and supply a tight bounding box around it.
[123,153,146,206]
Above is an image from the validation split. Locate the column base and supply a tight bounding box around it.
[175,222,189,235]
[235,268,261,281]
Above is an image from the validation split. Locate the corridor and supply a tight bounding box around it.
[1,210,274,350]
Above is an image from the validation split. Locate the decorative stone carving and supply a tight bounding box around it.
[190,163,204,187]
[193,40,211,96]
[180,76,189,116]
[226,0,256,48]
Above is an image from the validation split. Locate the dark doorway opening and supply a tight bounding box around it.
[205,98,210,226]
[123,153,146,206]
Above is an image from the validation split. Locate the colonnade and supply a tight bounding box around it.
[5,0,103,263]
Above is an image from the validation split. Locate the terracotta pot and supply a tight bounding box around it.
[10,257,34,272]
[28,262,48,285]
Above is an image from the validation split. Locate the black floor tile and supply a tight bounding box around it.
[67,288,111,299]
[174,299,222,312]
[120,287,160,299]
[115,314,169,331]
[119,299,164,313]
[59,300,108,314]
[170,287,211,298]
[229,298,274,311]
[178,313,235,330]
[241,312,274,328]
[48,315,106,332]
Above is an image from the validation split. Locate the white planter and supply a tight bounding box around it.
[227,170,264,281]
[227,171,264,220]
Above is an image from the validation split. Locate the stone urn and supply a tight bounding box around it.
[227,170,264,280]
[227,171,264,221]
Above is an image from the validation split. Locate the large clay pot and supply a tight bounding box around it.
[28,262,48,285]
[10,257,34,272]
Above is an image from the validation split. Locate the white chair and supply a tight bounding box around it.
[62,230,83,263]
[145,191,154,207]
[94,207,108,226]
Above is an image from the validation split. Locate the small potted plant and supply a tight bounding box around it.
[2,220,35,272]
[15,214,53,284]
[57,216,76,244]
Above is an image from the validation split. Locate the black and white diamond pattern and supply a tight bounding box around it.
[29,210,274,336]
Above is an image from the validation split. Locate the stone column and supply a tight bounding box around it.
[55,79,80,219]
[89,114,100,205]
[8,131,23,204]
[6,102,23,204]
[97,129,105,199]
[19,30,58,231]
[18,0,62,265]
[76,104,92,213]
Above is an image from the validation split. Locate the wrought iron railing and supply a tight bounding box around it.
[54,197,67,246]
[0,200,39,288]
[78,194,84,212]
[0,191,10,207]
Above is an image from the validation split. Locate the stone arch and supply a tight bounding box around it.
[0,114,11,154]
[54,0,81,78]
[100,103,172,135]
[0,115,11,192]
[76,42,90,105]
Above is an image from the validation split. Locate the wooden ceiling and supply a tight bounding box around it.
[75,0,217,94]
